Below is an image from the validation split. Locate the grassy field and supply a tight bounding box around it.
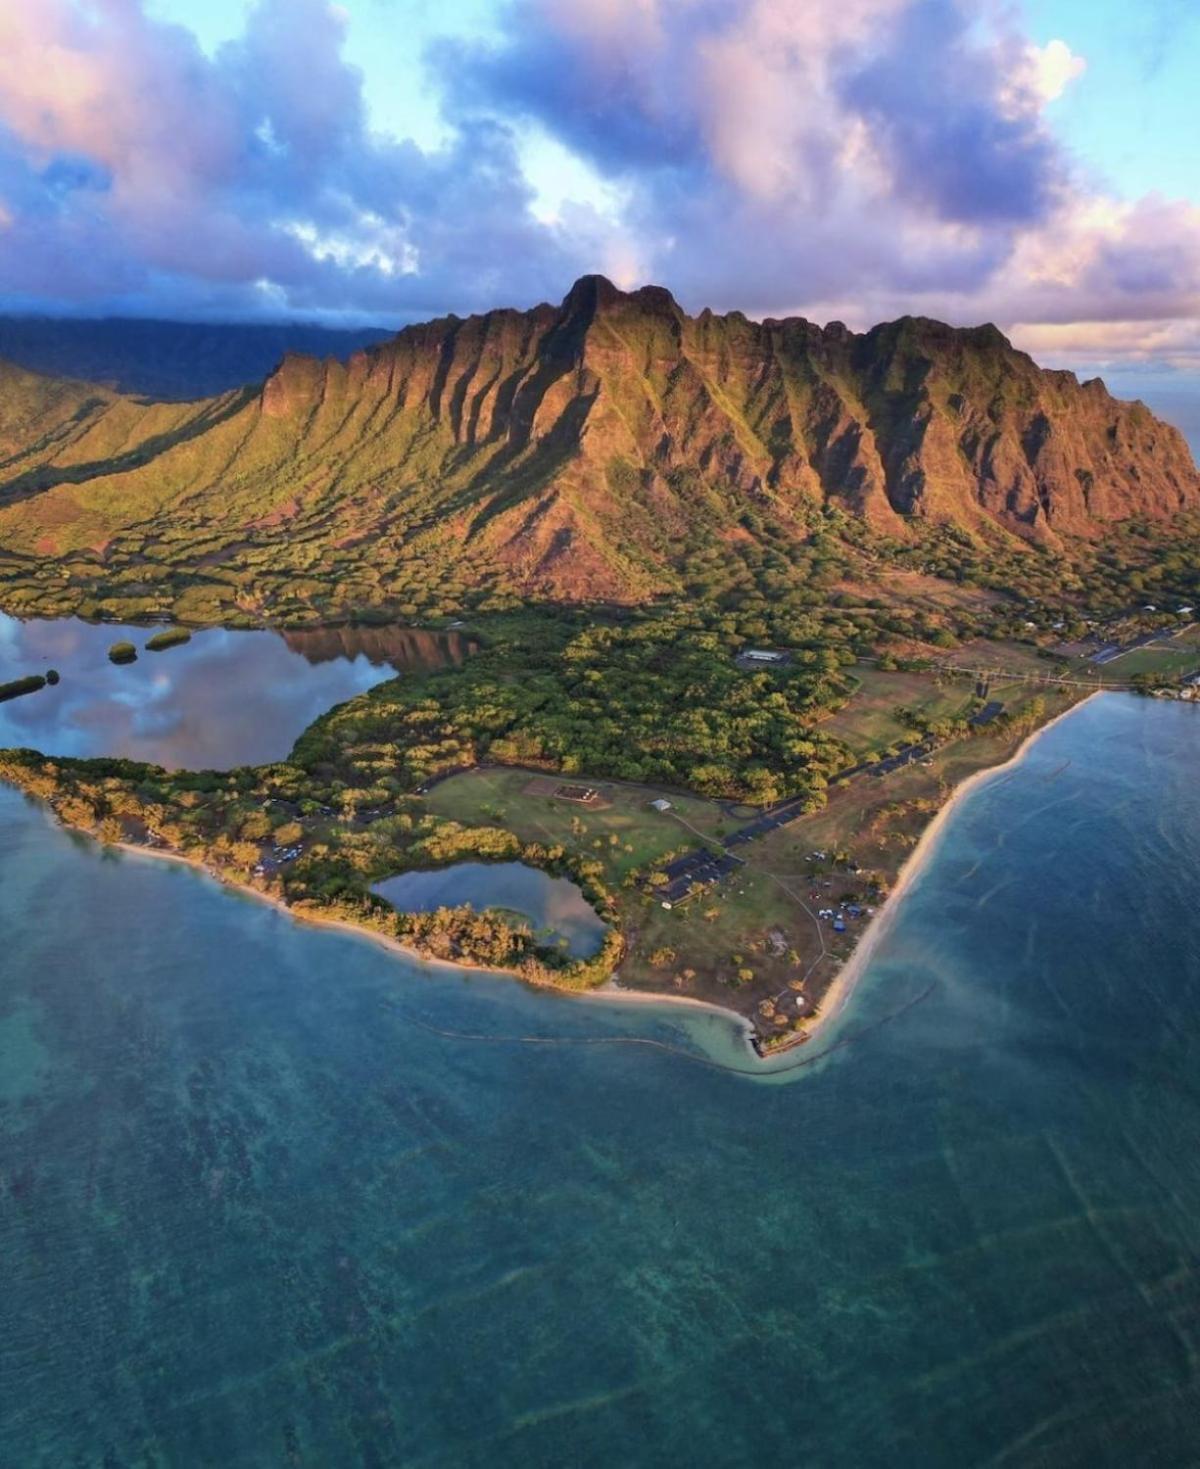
[417,680,1092,1042]
[824,665,978,756]
[1104,645,1200,678]
[1095,625,1200,679]
[422,768,729,883]
[943,638,1069,678]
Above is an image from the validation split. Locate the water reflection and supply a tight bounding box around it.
[373,860,606,958]
[0,615,400,769]
[283,624,477,670]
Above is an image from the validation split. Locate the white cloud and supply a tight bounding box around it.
[1025,38,1087,104]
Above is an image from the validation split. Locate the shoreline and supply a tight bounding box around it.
[798,689,1106,1047]
[109,840,535,983]
[108,838,760,1045]
[19,691,1102,1069]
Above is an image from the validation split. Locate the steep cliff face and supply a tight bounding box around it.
[254,273,1197,558]
[0,276,1195,605]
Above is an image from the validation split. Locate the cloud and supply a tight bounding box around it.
[0,0,1194,371]
[1011,319,1200,376]
[435,0,1197,362]
[0,0,587,319]
[1024,38,1087,103]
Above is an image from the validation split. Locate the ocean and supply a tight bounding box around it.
[2,691,1199,1466]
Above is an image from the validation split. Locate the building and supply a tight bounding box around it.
[743,649,784,663]
[649,798,673,813]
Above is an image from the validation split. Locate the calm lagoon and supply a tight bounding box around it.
[2,693,1200,1464]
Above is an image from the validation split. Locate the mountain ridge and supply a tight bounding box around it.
[0,316,393,400]
[0,275,1195,620]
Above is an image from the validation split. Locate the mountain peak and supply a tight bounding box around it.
[560,274,681,321]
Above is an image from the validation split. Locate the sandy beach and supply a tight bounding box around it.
[800,690,1105,1046]
[82,693,1102,1071]
[112,839,538,981]
[110,838,757,1040]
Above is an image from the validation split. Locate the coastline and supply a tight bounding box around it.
[108,838,760,1045]
[110,839,533,983]
[14,690,1102,1068]
[799,689,1105,1046]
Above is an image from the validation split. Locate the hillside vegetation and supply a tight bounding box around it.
[0,276,1196,626]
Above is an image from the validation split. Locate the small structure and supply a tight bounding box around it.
[744,648,784,663]
[554,783,599,804]
[649,798,673,813]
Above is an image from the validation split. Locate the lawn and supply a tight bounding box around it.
[943,638,1067,678]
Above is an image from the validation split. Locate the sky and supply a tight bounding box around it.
[0,0,1197,378]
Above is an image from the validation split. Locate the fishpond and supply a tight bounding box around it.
[373,860,608,958]
[0,613,469,768]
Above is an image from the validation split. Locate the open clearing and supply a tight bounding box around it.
[422,767,728,882]
[825,665,979,757]
[417,674,1083,1039]
[1093,625,1200,679]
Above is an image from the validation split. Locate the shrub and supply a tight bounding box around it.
[145,629,192,652]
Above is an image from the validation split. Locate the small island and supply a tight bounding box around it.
[145,629,192,652]
[108,641,138,664]
[0,673,48,703]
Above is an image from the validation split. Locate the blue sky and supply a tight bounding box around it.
[1,1,1197,379]
[1027,1,1197,198]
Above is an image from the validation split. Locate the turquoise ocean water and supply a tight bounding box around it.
[3,692,1200,1465]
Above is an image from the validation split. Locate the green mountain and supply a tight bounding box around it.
[0,276,1195,624]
